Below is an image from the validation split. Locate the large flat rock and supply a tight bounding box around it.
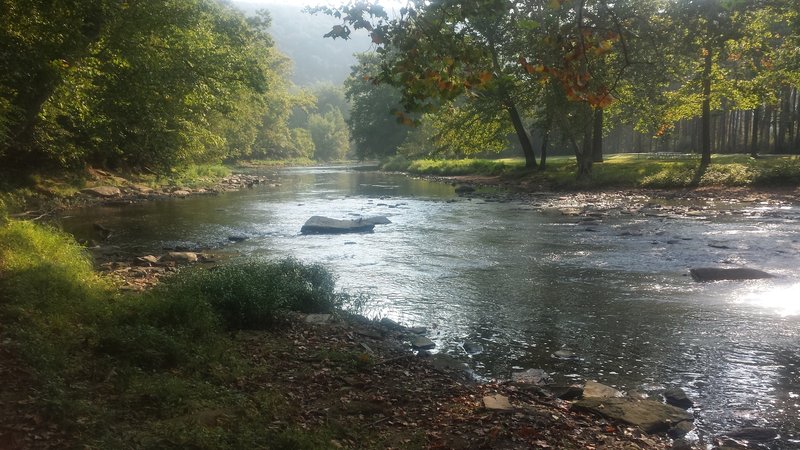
[690,267,774,282]
[300,216,375,234]
[572,398,693,434]
[81,186,121,198]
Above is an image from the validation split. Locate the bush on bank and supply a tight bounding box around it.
[0,219,346,447]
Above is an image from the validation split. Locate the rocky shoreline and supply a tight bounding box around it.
[264,311,783,449]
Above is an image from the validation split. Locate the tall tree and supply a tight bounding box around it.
[345,53,411,160]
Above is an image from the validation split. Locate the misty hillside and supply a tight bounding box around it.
[232,1,372,86]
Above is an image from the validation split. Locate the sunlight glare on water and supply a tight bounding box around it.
[739,283,800,316]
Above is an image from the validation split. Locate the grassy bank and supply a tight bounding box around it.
[0,163,232,215]
[382,154,800,189]
[0,218,352,448]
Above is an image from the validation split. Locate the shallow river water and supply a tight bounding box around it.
[61,167,800,447]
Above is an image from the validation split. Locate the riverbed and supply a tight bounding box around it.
[60,166,800,447]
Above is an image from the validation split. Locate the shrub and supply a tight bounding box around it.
[379,155,411,172]
[156,259,340,330]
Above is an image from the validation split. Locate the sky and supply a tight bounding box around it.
[231,0,403,8]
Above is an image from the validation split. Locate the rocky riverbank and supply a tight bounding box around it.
[234,311,679,449]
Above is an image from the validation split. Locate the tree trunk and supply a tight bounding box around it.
[701,48,712,165]
[577,122,593,177]
[751,107,760,158]
[539,127,549,171]
[506,102,537,169]
[592,108,604,162]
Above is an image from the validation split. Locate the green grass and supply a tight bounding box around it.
[387,153,800,189]
[0,219,359,448]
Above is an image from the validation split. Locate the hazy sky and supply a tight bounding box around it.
[231,0,403,8]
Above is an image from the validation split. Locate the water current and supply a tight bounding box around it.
[60,166,800,447]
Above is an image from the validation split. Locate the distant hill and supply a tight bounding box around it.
[232,1,372,86]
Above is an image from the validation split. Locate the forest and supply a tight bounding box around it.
[0,0,798,180]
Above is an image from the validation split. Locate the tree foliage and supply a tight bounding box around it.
[316,0,800,173]
[0,0,297,175]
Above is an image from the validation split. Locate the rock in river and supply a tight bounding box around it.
[689,267,774,282]
[300,216,375,234]
[663,387,694,409]
[572,398,693,434]
[511,368,552,386]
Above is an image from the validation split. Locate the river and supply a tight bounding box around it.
[60,166,800,447]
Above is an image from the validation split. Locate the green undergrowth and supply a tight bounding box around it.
[237,157,315,168]
[0,163,233,215]
[386,153,800,189]
[0,219,360,448]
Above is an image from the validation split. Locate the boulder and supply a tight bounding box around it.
[462,341,484,355]
[82,186,121,198]
[411,336,435,350]
[379,317,403,330]
[361,216,392,225]
[663,387,694,409]
[454,184,476,194]
[300,216,375,234]
[162,252,198,263]
[548,385,584,400]
[572,398,693,434]
[583,380,624,399]
[512,368,553,386]
[689,267,774,282]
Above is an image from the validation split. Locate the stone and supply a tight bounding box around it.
[228,235,248,242]
[300,216,375,234]
[427,354,466,373]
[130,184,154,194]
[462,341,483,355]
[663,387,694,409]
[304,314,332,325]
[135,255,160,265]
[361,216,392,225]
[161,252,198,263]
[572,398,693,434]
[355,328,383,339]
[408,326,427,334]
[411,336,435,350]
[689,267,774,282]
[670,438,694,450]
[725,427,779,442]
[82,186,121,198]
[583,381,624,398]
[549,385,584,400]
[379,317,402,330]
[483,394,513,411]
[552,349,578,360]
[668,420,695,439]
[172,190,192,197]
[512,369,553,386]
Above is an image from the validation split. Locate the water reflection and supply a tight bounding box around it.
[739,283,800,316]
